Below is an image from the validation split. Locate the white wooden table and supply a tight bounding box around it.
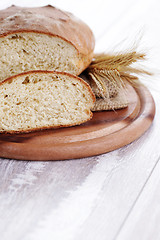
[0,0,160,239]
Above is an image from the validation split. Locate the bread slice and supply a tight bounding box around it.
[0,71,95,134]
[0,5,95,82]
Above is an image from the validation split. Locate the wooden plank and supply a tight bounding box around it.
[116,157,160,240]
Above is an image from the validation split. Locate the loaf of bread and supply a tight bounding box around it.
[0,5,95,82]
[0,71,95,133]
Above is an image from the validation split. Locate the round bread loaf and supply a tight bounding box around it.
[0,5,95,82]
[0,70,95,134]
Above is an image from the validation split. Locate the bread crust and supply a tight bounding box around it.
[0,5,95,62]
[0,70,95,134]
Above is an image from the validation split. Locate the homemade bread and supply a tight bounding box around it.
[0,5,95,82]
[0,71,95,133]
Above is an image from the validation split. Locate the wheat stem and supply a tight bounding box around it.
[86,50,150,99]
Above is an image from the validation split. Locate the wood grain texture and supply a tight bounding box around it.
[0,0,160,239]
[117,156,160,240]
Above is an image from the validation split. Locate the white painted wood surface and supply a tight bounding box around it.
[0,0,160,239]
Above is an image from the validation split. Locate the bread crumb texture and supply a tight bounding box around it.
[0,32,82,82]
[0,72,94,133]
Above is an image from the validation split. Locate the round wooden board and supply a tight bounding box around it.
[0,84,155,161]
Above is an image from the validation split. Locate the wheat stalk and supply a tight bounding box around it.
[89,52,145,68]
[86,51,151,98]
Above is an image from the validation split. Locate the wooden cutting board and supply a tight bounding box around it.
[0,84,155,161]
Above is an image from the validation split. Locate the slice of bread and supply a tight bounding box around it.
[0,5,95,82]
[0,71,95,134]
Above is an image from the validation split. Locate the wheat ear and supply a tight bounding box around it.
[86,51,151,98]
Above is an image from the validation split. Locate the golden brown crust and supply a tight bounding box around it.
[0,5,95,56]
[0,70,95,134]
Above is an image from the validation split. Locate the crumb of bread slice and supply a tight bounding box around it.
[0,70,95,134]
[0,32,88,82]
